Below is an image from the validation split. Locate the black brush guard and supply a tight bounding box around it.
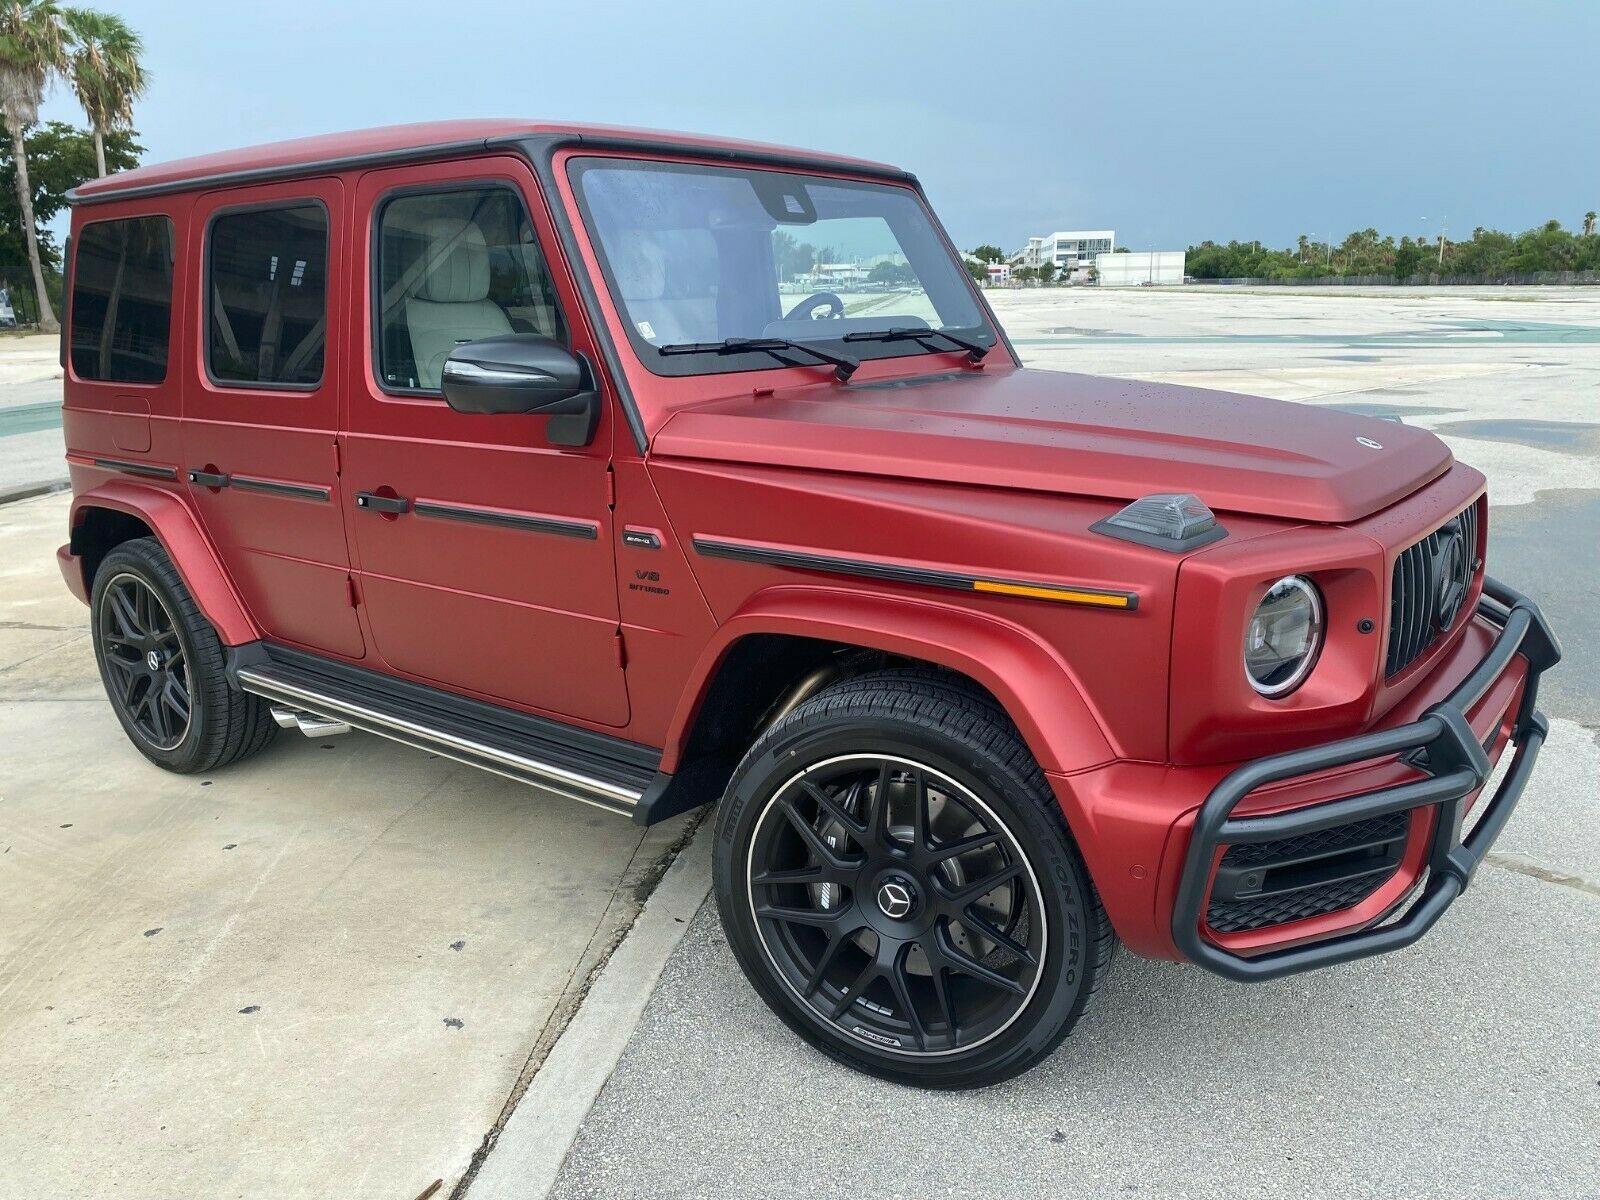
[1172,577,1560,982]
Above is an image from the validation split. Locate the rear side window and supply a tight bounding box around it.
[70,215,174,383]
[208,203,328,388]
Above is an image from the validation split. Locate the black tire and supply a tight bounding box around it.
[90,537,278,773]
[714,668,1114,1089]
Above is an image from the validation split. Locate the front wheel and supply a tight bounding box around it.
[714,670,1114,1089]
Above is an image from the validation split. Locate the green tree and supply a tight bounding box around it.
[0,0,70,331]
[63,6,144,177]
[1036,261,1057,285]
[1014,265,1036,283]
[969,244,1007,264]
[867,259,913,285]
[1584,211,1596,237]
[0,119,140,270]
[771,231,818,281]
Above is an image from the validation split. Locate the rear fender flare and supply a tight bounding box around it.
[69,480,259,645]
[662,585,1114,776]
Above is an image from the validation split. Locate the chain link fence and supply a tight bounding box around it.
[0,267,49,327]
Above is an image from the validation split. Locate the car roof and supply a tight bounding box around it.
[68,120,909,205]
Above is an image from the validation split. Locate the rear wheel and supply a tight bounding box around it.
[91,538,277,773]
[714,669,1114,1089]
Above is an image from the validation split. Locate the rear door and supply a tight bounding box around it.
[181,178,364,658]
[339,155,628,726]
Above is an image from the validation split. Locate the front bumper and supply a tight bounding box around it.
[1169,576,1560,981]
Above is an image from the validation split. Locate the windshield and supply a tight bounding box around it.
[571,158,992,376]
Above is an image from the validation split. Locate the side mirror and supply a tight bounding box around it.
[440,333,600,447]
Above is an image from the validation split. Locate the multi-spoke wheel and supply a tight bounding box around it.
[90,538,278,773]
[98,572,192,750]
[716,669,1115,1089]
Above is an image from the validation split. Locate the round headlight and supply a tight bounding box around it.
[1244,576,1324,697]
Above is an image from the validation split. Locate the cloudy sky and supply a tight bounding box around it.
[38,0,1600,252]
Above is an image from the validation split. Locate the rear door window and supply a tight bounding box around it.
[69,215,175,383]
[207,203,329,388]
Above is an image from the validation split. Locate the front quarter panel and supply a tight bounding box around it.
[650,458,1179,766]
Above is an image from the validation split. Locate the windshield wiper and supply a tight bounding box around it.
[843,326,991,361]
[659,337,859,382]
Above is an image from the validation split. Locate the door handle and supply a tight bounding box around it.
[187,469,231,487]
[355,491,410,514]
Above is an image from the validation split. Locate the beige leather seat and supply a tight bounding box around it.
[405,218,512,388]
[610,230,717,346]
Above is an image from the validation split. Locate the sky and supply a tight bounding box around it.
[35,0,1600,254]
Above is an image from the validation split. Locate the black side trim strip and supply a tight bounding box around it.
[230,476,331,502]
[691,536,1138,610]
[94,457,178,480]
[413,500,598,540]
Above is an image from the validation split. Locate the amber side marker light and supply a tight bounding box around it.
[972,579,1136,608]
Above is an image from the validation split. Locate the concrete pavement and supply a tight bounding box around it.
[0,334,67,501]
[0,491,693,1200]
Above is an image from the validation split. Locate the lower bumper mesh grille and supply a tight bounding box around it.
[1206,812,1409,934]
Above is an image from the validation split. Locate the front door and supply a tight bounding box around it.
[339,156,628,727]
[182,179,364,659]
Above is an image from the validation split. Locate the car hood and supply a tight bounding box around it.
[651,367,1454,524]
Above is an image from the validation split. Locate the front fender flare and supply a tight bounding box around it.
[68,480,259,645]
[661,584,1115,776]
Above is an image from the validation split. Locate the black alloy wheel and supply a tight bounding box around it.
[716,668,1114,1089]
[90,537,279,773]
[747,753,1046,1057]
[98,570,192,750]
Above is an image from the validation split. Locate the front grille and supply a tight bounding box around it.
[1206,812,1409,934]
[1386,502,1481,678]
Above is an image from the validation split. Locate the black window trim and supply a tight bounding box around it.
[367,177,570,402]
[563,154,997,380]
[202,194,333,394]
[66,211,177,387]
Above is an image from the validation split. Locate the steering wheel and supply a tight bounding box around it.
[783,292,845,321]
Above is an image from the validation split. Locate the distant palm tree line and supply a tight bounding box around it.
[1,1,145,332]
[1186,217,1600,282]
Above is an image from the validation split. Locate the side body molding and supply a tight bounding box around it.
[660,585,1116,777]
[67,479,260,645]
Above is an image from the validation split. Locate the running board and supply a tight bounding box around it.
[233,650,658,817]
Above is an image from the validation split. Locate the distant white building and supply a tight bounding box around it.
[1095,250,1186,287]
[1012,231,1116,282]
[811,263,870,286]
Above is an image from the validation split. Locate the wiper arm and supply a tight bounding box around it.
[843,326,991,361]
[658,337,859,382]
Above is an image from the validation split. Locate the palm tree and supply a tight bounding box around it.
[0,0,68,332]
[1585,211,1597,238]
[64,7,143,177]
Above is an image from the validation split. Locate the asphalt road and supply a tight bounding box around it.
[537,286,1600,1200]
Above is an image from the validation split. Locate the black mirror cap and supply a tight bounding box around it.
[440,333,600,446]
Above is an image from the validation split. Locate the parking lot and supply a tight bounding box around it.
[2,287,1597,1198]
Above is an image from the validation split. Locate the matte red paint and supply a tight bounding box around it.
[60,122,1539,967]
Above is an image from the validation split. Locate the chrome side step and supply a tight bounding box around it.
[238,665,644,816]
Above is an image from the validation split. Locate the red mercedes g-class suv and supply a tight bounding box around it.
[57,121,1558,1088]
